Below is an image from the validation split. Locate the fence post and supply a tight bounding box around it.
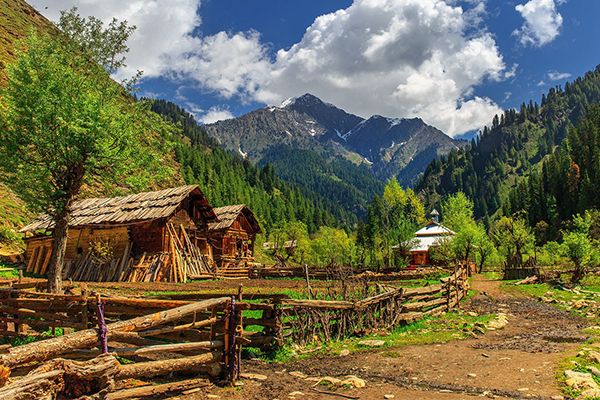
[80,283,88,331]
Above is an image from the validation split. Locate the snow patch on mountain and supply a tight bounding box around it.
[279,97,297,108]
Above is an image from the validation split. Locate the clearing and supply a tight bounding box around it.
[191,274,585,400]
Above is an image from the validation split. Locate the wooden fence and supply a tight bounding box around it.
[277,265,468,344]
[0,290,245,399]
[0,265,469,398]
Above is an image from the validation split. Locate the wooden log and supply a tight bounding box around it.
[0,306,79,323]
[401,297,447,312]
[0,369,62,399]
[0,354,120,399]
[136,316,218,337]
[403,284,444,297]
[279,299,354,309]
[74,341,224,358]
[355,287,403,308]
[116,351,222,380]
[0,297,229,368]
[148,292,290,301]
[108,377,211,400]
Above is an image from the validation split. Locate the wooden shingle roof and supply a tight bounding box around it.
[207,204,262,233]
[20,185,217,233]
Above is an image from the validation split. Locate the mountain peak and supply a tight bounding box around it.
[278,93,334,109]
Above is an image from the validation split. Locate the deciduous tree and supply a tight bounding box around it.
[0,11,171,293]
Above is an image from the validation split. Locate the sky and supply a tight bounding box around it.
[28,0,600,138]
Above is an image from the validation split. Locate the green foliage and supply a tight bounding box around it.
[149,99,354,234]
[416,65,600,223]
[306,226,356,267]
[0,27,172,217]
[491,216,535,264]
[504,104,600,243]
[0,12,174,291]
[58,7,141,86]
[437,192,495,269]
[358,178,425,269]
[561,211,598,282]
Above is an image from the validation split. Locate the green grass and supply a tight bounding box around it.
[0,268,19,278]
[0,326,64,347]
[255,308,496,363]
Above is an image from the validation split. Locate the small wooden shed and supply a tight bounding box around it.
[205,204,262,269]
[20,185,218,277]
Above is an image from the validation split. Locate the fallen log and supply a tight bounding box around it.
[0,297,229,368]
[108,377,211,400]
[0,353,120,399]
[116,351,222,380]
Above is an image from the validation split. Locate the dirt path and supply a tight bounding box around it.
[189,275,588,400]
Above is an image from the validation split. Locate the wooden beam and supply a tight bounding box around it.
[0,297,229,368]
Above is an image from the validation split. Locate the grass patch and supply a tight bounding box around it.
[555,341,600,399]
[0,327,64,347]
[257,309,496,363]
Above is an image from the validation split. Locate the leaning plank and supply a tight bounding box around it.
[0,297,229,368]
[116,351,222,380]
[108,378,211,400]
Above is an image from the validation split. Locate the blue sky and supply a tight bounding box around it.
[29,0,600,138]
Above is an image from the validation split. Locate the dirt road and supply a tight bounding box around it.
[195,275,586,400]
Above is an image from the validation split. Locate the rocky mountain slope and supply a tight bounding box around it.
[204,93,465,186]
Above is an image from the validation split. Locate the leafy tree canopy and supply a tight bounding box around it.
[0,10,173,292]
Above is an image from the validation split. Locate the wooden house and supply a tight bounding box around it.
[20,185,218,279]
[204,204,262,269]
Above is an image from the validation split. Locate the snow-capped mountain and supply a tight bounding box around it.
[203,93,466,186]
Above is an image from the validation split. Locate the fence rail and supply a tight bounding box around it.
[0,264,470,398]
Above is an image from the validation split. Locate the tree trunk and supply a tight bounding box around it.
[48,208,70,294]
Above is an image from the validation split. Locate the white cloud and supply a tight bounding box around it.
[259,0,506,136]
[513,0,563,47]
[28,0,202,80]
[30,0,508,137]
[198,106,234,124]
[548,71,571,81]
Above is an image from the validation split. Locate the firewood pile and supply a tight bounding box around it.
[0,292,242,399]
[60,223,215,283]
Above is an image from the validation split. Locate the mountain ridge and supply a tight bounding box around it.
[204,93,466,187]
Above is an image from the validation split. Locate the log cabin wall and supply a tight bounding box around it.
[130,220,166,256]
[24,226,130,262]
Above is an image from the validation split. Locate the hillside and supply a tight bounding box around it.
[414,65,600,225]
[204,93,465,187]
[0,0,60,242]
[149,99,359,232]
[0,0,183,245]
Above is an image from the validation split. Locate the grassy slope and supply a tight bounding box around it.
[0,0,182,247]
[0,0,55,239]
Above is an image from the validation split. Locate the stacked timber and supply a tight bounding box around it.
[0,295,239,399]
[61,223,215,283]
